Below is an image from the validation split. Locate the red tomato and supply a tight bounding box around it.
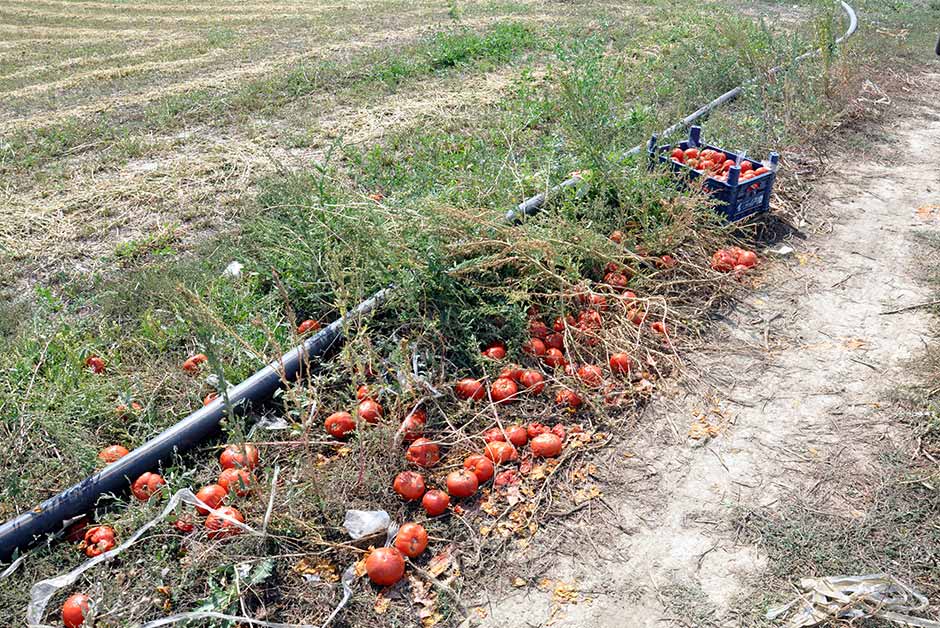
[555,388,583,409]
[173,516,195,534]
[358,399,383,424]
[366,547,405,586]
[490,377,518,404]
[182,353,207,374]
[97,445,129,464]
[578,309,602,329]
[325,411,356,438]
[543,348,566,368]
[609,353,633,375]
[589,294,608,310]
[627,307,646,326]
[553,315,573,332]
[422,489,450,516]
[651,321,668,335]
[62,593,91,628]
[195,484,227,515]
[518,370,545,394]
[498,365,523,381]
[131,472,166,501]
[406,438,440,468]
[205,506,244,539]
[711,249,736,272]
[753,166,769,176]
[446,469,479,498]
[552,424,567,440]
[699,159,715,171]
[482,343,507,360]
[484,441,518,464]
[114,401,142,417]
[483,427,506,443]
[544,333,565,351]
[203,392,218,406]
[737,250,758,268]
[609,230,624,243]
[670,147,685,162]
[530,433,563,458]
[219,444,259,470]
[393,471,426,501]
[659,255,677,269]
[577,365,604,387]
[505,425,528,447]
[712,151,725,163]
[455,378,485,401]
[527,423,550,439]
[218,468,253,497]
[399,408,427,442]
[683,147,699,160]
[82,526,116,557]
[297,319,320,334]
[84,355,106,374]
[528,319,550,339]
[356,384,372,401]
[604,272,629,290]
[464,454,495,483]
[522,338,547,357]
[686,158,699,170]
[722,159,734,172]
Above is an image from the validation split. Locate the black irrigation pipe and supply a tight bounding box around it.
[0,288,394,561]
[505,1,859,224]
[0,1,860,563]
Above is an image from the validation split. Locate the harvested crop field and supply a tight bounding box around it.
[1,1,939,627]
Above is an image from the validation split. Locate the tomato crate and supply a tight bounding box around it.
[648,126,780,221]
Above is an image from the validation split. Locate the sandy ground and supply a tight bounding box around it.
[481,72,940,627]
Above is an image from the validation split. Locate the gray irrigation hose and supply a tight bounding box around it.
[0,287,395,561]
[506,1,859,223]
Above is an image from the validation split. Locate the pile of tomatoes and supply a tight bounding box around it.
[669,147,770,184]
[710,246,759,273]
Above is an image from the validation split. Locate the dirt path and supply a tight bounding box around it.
[483,72,940,627]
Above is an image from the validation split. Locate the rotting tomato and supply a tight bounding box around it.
[483,427,506,443]
[527,423,550,439]
[219,444,259,470]
[578,309,602,329]
[358,399,383,424]
[482,342,507,360]
[604,272,629,290]
[194,484,227,515]
[62,593,91,628]
[84,355,105,374]
[651,321,668,336]
[203,392,218,406]
[518,370,545,394]
[422,489,450,517]
[627,307,646,326]
[325,411,356,439]
[182,353,207,374]
[455,378,485,401]
[218,468,253,497]
[551,424,566,440]
[356,384,372,401]
[553,315,576,332]
[173,516,195,534]
[393,471,426,501]
[297,319,320,335]
[399,408,427,442]
[406,438,441,468]
[659,255,677,269]
[82,525,116,557]
[609,230,624,243]
[555,388,583,410]
[577,364,604,387]
[494,470,519,486]
[97,445,129,464]
[711,249,735,272]
[114,401,142,417]
[490,377,518,404]
[530,433,563,458]
[131,472,166,501]
[498,365,523,382]
[205,506,244,540]
[589,294,608,310]
[446,469,479,499]
[545,333,565,351]
[522,338,546,357]
[737,250,758,268]
[528,319,550,339]
[484,441,518,464]
[463,454,494,483]
[609,353,633,376]
[505,425,528,447]
[543,348,566,368]
[365,547,406,586]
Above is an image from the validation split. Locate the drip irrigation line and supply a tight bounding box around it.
[0,287,395,561]
[506,1,858,223]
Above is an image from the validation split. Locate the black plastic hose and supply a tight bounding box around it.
[0,288,393,560]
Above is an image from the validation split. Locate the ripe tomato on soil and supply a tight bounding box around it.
[406,438,441,468]
[455,378,485,401]
[297,319,320,334]
[577,365,604,387]
[325,411,356,438]
[543,348,566,367]
[62,593,91,628]
[82,526,116,557]
[446,469,479,498]
[399,408,427,442]
[422,490,450,516]
[131,472,166,501]
[393,471,426,501]
[555,388,583,409]
[365,547,406,586]
[483,427,506,443]
[464,454,495,483]
[531,433,563,458]
[357,399,383,424]
[98,445,129,463]
[518,370,545,394]
[484,441,518,464]
[84,355,105,374]
[482,342,507,360]
[505,425,528,447]
[205,506,244,540]
[220,444,259,470]
[195,484,227,515]
[395,522,428,558]
[182,353,207,374]
[609,353,633,375]
[522,338,546,357]
[218,468,253,496]
[490,377,518,404]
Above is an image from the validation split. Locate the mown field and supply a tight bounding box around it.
[1,0,937,626]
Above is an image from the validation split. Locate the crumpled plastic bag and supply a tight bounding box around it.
[767,573,940,628]
[343,510,392,540]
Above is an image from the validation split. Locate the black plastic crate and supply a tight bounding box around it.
[648,126,779,221]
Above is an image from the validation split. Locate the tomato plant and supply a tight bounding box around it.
[393,471,426,501]
[365,547,405,586]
